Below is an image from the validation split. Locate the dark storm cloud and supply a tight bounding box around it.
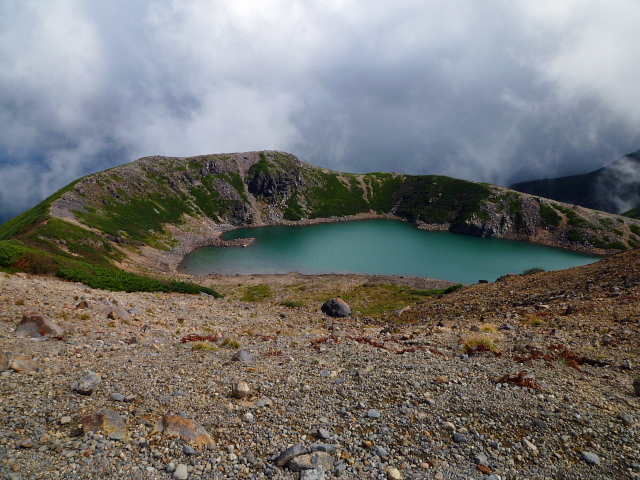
[1,0,640,222]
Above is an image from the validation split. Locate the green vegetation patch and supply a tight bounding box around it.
[539,203,562,228]
[0,240,222,296]
[395,176,491,226]
[241,284,272,302]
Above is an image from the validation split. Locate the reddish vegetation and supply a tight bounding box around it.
[310,335,340,346]
[498,371,540,390]
[262,349,283,356]
[180,333,220,343]
[466,344,502,357]
[261,336,277,341]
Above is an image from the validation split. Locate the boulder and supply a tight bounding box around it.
[101,306,133,322]
[275,442,306,467]
[82,408,127,440]
[14,312,66,339]
[152,415,215,445]
[321,298,351,318]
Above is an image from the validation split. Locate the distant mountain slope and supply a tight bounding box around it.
[511,149,640,214]
[1,150,640,280]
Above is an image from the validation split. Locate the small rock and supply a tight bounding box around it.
[82,408,127,440]
[110,392,126,402]
[242,412,254,423]
[0,350,8,372]
[386,466,402,480]
[621,360,632,370]
[71,371,101,395]
[453,432,467,443]
[232,380,251,399]
[300,466,325,480]
[288,451,334,472]
[310,443,339,454]
[581,451,600,465]
[183,445,196,455]
[533,418,548,429]
[173,463,189,480]
[17,437,33,448]
[231,349,254,364]
[474,453,489,465]
[633,378,640,396]
[275,442,306,467]
[367,409,381,419]
[10,355,38,374]
[60,416,72,425]
[619,412,634,426]
[152,415,215,445]
[14,312,66,338]
[321,298,351,318]
[317,428,331,439]
[522,439,539,456]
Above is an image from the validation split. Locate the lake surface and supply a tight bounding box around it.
[178,219,601,284]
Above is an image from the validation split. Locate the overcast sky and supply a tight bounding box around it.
[1,0,640,221]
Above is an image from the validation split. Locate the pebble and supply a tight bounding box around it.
[232,380,251,398]
[367,409,381,419]
[581,451,601,465]
[387,466,402,480]
[275,442,306,467]
[231,349,254,364]
[173,463,189,480]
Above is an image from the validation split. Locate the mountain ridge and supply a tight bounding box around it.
[511,148,640,215]
[1,150,640,282]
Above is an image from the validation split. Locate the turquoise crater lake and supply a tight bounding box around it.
[178,219,601,284]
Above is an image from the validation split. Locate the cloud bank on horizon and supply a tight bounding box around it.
[1,0,640,221]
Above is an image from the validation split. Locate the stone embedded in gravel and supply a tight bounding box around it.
[619,412,634,426]
[533,418,548,429]
[152,414,215,445]
[275,442,306,467]
[110,392,126,402]
[321,298,351,318]
[71,371,101,395]
[287,452,334,472]
[300,465,325,480]
[386,466,402,480]
[14,312,66,338]
[633,378,640,396]
[581,451,601,465]
[453,432,468,443]
[522,439,539,456]
[82,408,127,440]
[60,416,72,425]
[474,453,489,465]
[232,380,251,398]
[317,428,332,439]
[101,305,133,322]
[173,464,189,480]
[242,412,254,423]
[0,350,8,372]
[183,445,196,455]
[232,349,254,364]
[9,354,38,374]
[310,443,339,454]
[367,409,381,419]
[17,437,33,448]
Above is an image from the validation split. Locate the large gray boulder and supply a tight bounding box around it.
[321,298,351,318]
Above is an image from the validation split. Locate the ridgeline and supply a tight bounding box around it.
[1,151,640,290]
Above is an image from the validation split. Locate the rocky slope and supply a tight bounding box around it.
[2,151,640,281]
[2,246,640,480]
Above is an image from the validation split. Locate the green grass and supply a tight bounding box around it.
[539,203,562,228]
[241,284,272,302]
[0,240,222,296]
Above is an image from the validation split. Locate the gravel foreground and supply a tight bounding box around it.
[2,254,640,480]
